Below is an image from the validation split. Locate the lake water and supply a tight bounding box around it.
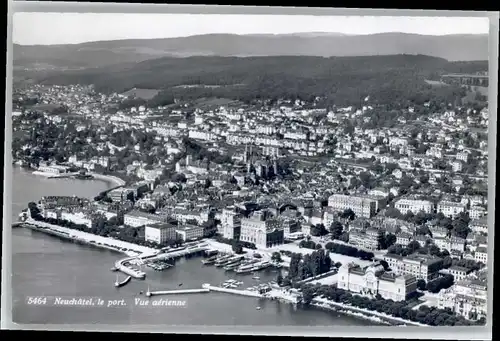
[10,167,377,326]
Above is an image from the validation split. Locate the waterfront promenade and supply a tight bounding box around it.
[24,218,156,256]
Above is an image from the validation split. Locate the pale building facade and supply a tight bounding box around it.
[438,280,487,321]
[327,194,377,218]
[337,262,417,302]
[394,198,434,215]
[145,223,177,244]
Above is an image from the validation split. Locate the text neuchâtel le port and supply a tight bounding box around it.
[54,297,97,306]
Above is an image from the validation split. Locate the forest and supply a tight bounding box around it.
[24,55,485,107]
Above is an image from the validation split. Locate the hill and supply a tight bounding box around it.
[17,54,485,107]
[13,32,489,69]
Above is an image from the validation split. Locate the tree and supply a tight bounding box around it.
[340,209,355,220]
[417,279,427,291]
[384,233,397,249]
[407,240,421,253]
[301,286,316,305]
[310,224,328,237]
[232,242,244,254]
[385,207,403,219]
[329,221,344,240]
[276,274,284,286]
[271,252,283,263]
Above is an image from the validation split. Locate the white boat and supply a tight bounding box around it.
[214,254,233,266]
[251,261,271,272]
[236,261,260,273]
[216,255,243,267]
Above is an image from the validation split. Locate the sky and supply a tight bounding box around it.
[13,13,490,45]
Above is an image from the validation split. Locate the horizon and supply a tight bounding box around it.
[13,31,490,47]
[13,13,490,45]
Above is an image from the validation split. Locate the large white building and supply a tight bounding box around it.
[437,201,467,219]
[474,246,487,264]
[348,228,381,250]
[124,210,168,227]
[60,211,92,228]
[327,194,377,218]
[240,211,284,248]
[394,198,434,215]
[337,262,418,301]
[145,223,177,244]
[175,224,205,241]
[221,207,241,240]
[383,253,443,281]
[438,280,487,321]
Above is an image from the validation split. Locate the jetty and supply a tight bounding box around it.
[114,275,132,288]
[146,288,210,297]
[114,243,209,278]
[201,284,263,298]
[47,172,81,179]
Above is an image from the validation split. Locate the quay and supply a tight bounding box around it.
[201,283,264,298]
[146,288,210,297]
[114,243,209,278]
[47,172,81,179]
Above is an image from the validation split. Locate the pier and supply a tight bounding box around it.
[114,244,209,278]
[47,172,81,179]
[202,284,263,298]
[146,288,210,297]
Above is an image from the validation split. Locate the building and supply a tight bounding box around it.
[434,237,466,253]
[175,224,204,241]
[429,225,449,238]
[474,247,487,264]
[145,223,177,244]
[394,198,434,215]
[470,218,488,235]
[124,210,168,227]
[469,205,487,220]
[60,211,92,228]
[383,253,443,281]
[240,211,284,248]
[337,262,418,302]
[438,280,487,321]
[451,161,463,173]
[456,151,469,162]
[348,228,382,250]
[221,208,242,240]
[281,218,301,238]
[437,201,467,219]
[327,194,377,218]
[448,266,473,282]
[395,232,413,246]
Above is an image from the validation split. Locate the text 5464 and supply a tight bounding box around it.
[26,297,48,305]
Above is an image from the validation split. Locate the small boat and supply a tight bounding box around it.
[252,276,260,280]
[178,283,183,287]
[114,275,132,288]
[202,255,218,265]
[256,306,261,310]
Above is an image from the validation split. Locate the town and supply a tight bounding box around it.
[12,82,489,326]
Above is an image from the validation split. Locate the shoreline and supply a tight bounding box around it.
[27,167,125,187]
[89,173,126,187]
[23,218,156,257]
[19,220,397,326]
[265,289,425,327]
[312,298,426,327]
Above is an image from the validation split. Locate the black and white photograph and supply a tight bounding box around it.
[2,3,498,338]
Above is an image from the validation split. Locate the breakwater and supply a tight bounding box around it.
[146,288,210,296]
